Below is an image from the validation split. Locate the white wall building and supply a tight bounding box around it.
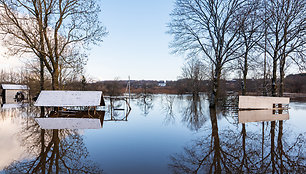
[1,84,29,104]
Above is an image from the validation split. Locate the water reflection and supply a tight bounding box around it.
[180,95,207,131]
[35,111,106,129]
[1,108,103,173]
[1,94,306,173]
[169,108,306,173]
[136,94,154,116]
[238,110,289,123]
[162,95,176,125]
[5,129,103,173]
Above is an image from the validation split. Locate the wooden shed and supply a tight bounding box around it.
[34,90,105,117]
[238,96,289,110]
[35,90,105,107]
[1,84,29,104]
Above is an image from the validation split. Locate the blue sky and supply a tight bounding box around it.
[86,0,184,81]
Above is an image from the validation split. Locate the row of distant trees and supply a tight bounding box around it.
[168,0,306,107]
[1,67,306,98]
[0,0,107,91]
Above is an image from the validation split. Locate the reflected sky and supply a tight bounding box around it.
[0,94,305,173]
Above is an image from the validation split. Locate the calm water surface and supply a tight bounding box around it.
[0,94,305,173]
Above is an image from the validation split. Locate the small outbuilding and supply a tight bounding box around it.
[35,90,105,107]
[238,96,290,110]
[34,90,106,117]
[1,84,29,104]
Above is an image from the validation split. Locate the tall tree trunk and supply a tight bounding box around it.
[263,1,267,96]
[52,69,59,90]
[242,50,248,95]
[40,55,45,116]
[272,56,277,97]
[279,25,288,97]
[279,59,285,97]
[210,65,221,108]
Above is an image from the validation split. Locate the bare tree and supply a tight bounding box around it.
[276,0,306,97]
[259,0,306,96]
[181,58,207,96]
[0,0,107,90]
[235,0,263,95]
[168,0,245,107]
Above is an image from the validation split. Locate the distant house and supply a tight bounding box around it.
[1,84,29,104]
[158,81,166,87]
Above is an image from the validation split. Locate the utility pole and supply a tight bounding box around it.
[128,75,131,102]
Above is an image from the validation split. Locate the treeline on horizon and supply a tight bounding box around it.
[0,69,305,99]
[63,73,306,99]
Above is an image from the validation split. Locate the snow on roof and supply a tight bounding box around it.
[35,118,102,129]
[1,103,29,109]
[1,84,29,90]
[34,90,103,107]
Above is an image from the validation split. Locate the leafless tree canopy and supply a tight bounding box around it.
[169,0,306,102]
[168,0,247,106]
[0,0,108,89]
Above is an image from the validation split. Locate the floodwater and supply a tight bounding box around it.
[0,94,305,173]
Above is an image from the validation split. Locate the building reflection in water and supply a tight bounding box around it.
[3,101,133,173]
[1,107,104,174]
[169,108,306,173]
[238,109,289,123]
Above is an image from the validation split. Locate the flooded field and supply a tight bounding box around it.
[0,94,305,173]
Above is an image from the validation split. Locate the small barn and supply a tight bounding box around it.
[35,90,106,117]
[1,84,29,104]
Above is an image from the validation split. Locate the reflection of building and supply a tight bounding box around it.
[0,84,29,104]
[238,110,289,123]
[35,116,105,129]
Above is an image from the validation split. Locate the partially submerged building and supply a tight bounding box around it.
[238,96,290,110]
[1,84,29,104]
[34,90,106,129]
[35,90,105,116]
[35,90,105,107]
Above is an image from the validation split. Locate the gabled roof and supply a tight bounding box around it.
[34,90,103,107]
[35,118,102,129]
[1,84,29,90]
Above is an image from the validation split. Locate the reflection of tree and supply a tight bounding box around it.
[136,94,154,116]
[162,95,176,125]
[169,108,226,173]
[262,120,306,173]
[169,108,306,173]
[180,95,207,131]
[5,111,103,174]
